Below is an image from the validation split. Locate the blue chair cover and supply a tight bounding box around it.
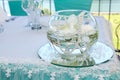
[54,0,93,11]
[8,1,27,16]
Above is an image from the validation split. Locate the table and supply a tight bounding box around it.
[0,16,120,80]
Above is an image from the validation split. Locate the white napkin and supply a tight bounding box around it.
[0,7,8,23]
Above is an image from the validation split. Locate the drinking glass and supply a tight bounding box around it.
[22,0,43,30]
[0,7,7,33]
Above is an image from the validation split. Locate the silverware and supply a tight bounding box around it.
[5,17,17,22]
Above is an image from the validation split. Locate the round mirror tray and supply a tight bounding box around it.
[38,42,114,67]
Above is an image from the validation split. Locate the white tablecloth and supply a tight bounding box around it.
[1,16,120,80]
[0,16,114,63]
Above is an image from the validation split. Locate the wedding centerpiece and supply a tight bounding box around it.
[47,10,98,67]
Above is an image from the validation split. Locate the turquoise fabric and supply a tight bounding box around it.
[0,55,120,80]
[54,0,93,11]
[8,1,27,16]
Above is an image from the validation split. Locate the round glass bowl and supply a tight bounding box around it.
[47,10,98,66]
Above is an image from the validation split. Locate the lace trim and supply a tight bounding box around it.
[0,55,120,80]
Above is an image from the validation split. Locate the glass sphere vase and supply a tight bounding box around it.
[47,10,98,67]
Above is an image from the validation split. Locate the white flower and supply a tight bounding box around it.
[50,12,96,35]
[59,27,76,34]
[50,72,56,80]
[74,75,80,80]
[28,70,33,79]
[5,68,11,78]
[81,24,95,34]
[67,14,78,29]
[51,72,56,77]
[50,77,55,80]
[98,75,104,80]
[82,36,90,43]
